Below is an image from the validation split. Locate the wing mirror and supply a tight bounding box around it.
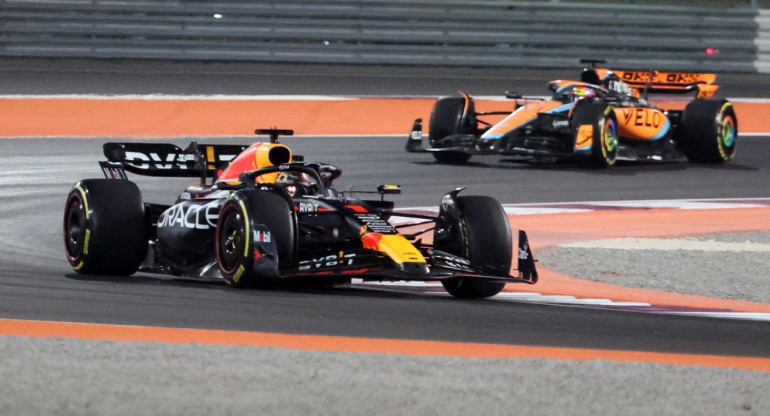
[378,184,401,195]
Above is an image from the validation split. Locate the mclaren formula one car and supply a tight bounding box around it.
[63,129,537,299]
[406,60,738,168]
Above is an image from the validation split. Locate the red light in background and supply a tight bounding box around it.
[705,47,718,55]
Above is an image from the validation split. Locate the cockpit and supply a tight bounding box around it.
[232,162,341,199]
[550,72,637,105]
[271,170,321,197]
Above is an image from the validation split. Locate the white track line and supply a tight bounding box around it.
[665,312,770,321]
[560,238,770,252]
[393,198,770,221]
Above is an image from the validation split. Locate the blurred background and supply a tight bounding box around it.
[1,0,769,73]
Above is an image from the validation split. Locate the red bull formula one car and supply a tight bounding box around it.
[63,129,537,299]
[407,60,738,168]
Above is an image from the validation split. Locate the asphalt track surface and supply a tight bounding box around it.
[1,59,770,358]
[2,133,770,358]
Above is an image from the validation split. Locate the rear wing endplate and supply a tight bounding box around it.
[517,230,538,283]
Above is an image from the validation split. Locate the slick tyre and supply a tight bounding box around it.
[571,102,618,168]
[440,195,511,299]
[428,95,475,164]
[63,179,148,275]
[675,99,737,163]
[216,190,297,288]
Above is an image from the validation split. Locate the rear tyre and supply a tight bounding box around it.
[675,99,737,163]
[571,102,618,168]
[439,195,511,298]
[63,179,148,275]
[216,190,297,288]
[428,95,475,164]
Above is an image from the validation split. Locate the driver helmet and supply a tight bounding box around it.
[274,171,316,197]
[571,86,596,102]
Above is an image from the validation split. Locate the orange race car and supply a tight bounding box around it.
[406,59,737,168]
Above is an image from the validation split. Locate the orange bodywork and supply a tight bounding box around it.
[613,107,670,140]
[574,125,593,150]
[481,95,671,143]
[479,66,711,146]
[482,101,566,138]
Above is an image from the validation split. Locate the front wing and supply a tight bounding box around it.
[406,117,687,163]
[406,118,575,159]
[281,233,538,285]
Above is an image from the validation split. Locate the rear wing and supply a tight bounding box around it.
[595,68,718,98]
[102,142,249,178]
[101,128,298,179]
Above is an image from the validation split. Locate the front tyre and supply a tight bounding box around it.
[439,195,511,298]
[428,95,475,164]
[571,102,618,168]
[216,190,297,288]
[675,99,737,163]
[63,179,148,275]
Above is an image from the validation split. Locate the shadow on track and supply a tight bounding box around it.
[64,272,440,300]
[412,158,757,176]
